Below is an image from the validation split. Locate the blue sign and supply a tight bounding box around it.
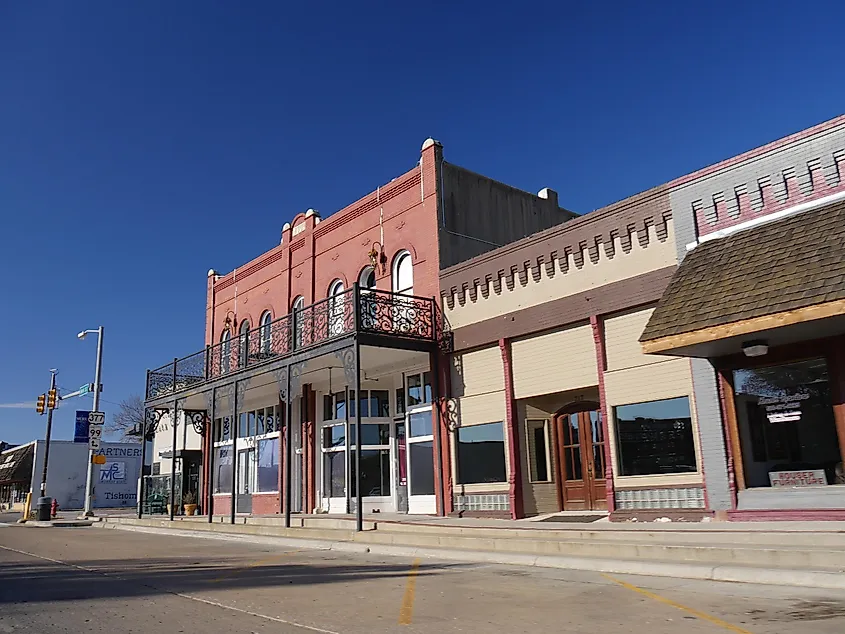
[74,411,91,443]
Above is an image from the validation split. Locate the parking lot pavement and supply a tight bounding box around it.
[1,523,845,633]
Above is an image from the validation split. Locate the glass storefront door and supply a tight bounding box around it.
[733,358,844,489]
[406,407,436,514]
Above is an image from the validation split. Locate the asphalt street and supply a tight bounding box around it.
[1,518,844,633]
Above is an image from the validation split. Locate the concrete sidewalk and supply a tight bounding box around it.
[99,513,845,590]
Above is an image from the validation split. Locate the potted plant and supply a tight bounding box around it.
[183,491,198,516]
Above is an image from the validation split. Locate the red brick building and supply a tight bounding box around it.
[143,138,573,525]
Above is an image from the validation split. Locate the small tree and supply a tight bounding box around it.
[108,395,145,442]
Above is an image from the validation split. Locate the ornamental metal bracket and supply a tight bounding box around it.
[273,363,304,403]
[446,398,460,432]
[333,347,357,387]
[184,410,208,435]
[144,408,169,441]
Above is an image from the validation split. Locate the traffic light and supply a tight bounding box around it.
[47,388,57,410]
[36,394,46,415]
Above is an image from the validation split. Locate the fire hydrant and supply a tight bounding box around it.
[51,498,59,518]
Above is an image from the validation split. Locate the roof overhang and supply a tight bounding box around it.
[641,299,845,358]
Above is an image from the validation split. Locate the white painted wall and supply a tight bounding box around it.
[30,440,143,510]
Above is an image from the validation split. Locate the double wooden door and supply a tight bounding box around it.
[554,403,607,511]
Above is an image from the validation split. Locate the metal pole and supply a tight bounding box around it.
[354,341,362,532]
[344,385,350,515]
[170,400,178,521]
[83,326,104,517]
[138,405,148,519]
[431,350,445,517]
[231,381,238,525]
[39,369,58,498]
[284,367,293,528]
[208,389,215,523]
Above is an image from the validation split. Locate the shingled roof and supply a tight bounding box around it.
[641,198,845,344]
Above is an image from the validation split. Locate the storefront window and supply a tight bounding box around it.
[733,358,843,488]
[257,438,279,492]
[457,422,507,484]
[613,397,696,476]
[351,449,391,497]
[214,447,232,494]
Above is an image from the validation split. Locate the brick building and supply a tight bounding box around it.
[441,114,845,520]
[142,139,574,523]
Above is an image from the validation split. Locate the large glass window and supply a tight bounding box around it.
[351,449,391,497]
[257,438,280,492]
[214,446,233,494]
[324,452,345,498]
[410,441,434,495]
[613,397,697,477]
[733,358,842,488]
[408,410,432,438]
[407,372,432,407]
[457,422,507,484]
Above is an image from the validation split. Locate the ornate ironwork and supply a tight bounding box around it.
[146,286,441,402]
[184,410,208,435]
[144,408,169,441]
[333,347,357,386]
[272,363,304,402]
[359,289,434,340]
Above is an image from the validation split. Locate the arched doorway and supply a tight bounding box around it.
[553,401,607,511]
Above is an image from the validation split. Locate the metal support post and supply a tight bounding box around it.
[83,326,105,517]
[169,399,178,521]
[431,350,445,517]
[207,389,215,523]
[354,341,362,532]
[138,404,148,519]
[344,386,351,515]
[231,381,239,525]
[39,370,58,499]
[284,366,293,528]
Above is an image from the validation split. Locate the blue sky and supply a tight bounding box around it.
[1,2,844,445]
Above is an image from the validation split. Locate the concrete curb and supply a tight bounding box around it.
[101,522,845,591]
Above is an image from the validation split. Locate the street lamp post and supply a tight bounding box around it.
[79,326,104,517]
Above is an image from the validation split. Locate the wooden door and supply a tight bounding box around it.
[554,403,607,511]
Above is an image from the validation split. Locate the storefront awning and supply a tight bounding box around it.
[640,199,845,357]
[0,445,33,486]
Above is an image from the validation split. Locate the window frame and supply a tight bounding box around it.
[525,418,552,483]
[392,251,413,295]
[612,396,698,478]
[455,421,508,485]
[259,311,273,354]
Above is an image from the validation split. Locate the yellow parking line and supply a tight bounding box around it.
[602,574,753,634]
[210,550,302,583]
[398,558,421,625]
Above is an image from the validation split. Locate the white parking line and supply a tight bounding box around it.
[0,543,341,634]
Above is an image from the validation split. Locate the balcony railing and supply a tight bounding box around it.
[146,286,439,400]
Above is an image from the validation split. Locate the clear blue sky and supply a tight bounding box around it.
[1,2,844,445]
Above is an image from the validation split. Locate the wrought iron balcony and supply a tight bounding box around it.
[146,286,445,401]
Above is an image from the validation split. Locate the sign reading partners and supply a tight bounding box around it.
[92,444,145,508]
[74,411,92,443]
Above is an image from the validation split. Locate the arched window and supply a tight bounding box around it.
[292,296,304,348]
[359,266,376,290]
[259,311,273,355]
[328,280,345,337]
[239,320,250,366]
[392,251,413,296]
[220,329,231,373]
[359,266,377,330]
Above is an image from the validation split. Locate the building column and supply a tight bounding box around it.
[589,315,615,513]
[499,339,524,519]
[691,359,733,511]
